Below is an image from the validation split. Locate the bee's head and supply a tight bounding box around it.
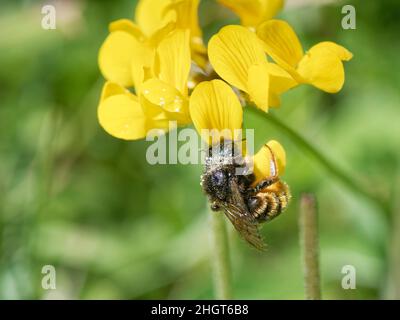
[202,167,232,201]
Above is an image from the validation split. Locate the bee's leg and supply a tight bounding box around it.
[252,176,279,193]
[248,191,281,222]
[210,201,221,212]
[253,183,292,220]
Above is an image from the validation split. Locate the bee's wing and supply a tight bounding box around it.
[223,204,266,250]
[222,180,266,250]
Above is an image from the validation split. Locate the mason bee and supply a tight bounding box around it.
[201,140,291,250]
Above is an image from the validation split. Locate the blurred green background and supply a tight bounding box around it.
[0,0,399,299]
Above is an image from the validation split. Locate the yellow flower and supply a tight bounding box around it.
[257,19,353,93]
[218,0,284,28]
[98,0,205,88]
[189,79,286,180]
[98,29,192,140]
[208,25,296,112]
[98,19,168,88]
[141,29,192,125]
[97,82,170,140]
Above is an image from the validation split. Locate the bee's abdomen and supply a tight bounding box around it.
[248,181,291,223]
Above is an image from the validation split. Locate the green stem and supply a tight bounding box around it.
[210,209,232,299]
[299,193,321,300]
[251,108,390,216]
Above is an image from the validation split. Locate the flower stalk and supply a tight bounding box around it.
[210,209,232,300]
[386,208,400,299]
[384,173,400,299]
[299,193,321,300]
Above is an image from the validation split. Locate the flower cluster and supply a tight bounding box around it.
[97,0,352,180]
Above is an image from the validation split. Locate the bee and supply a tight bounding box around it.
[201,140,291,250]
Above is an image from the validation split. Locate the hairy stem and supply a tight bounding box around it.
[210,210,232,299]
[384,172,400,299]
[250,108,390,216]
[299,194,321,300]
[387,209,400,299]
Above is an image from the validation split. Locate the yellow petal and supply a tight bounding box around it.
[218,0,283,27]
[155,29,191,94]
[130,44,155,91]
[208,25,266,92]
[135,0,175,37]
[147,21,176,48]
[99,31,140,87]
[109,19,145,41]
[165,0,206,67]
[141,78,185,113]
[139,93,169,121]
[143,99,190,129]
[218,0,262,27]
[98,92,147,140]
[297,44,347,93]
[141,78,191,124]
[139,95,174,133]
[266,63,297,107]
[252,140,286,183]
[189,80,243,144]
[166,0,202,39]
[256,20,303,70]
[246,62,297,110]
[309,41,353,61]
[261,0,284,22]
[100,81,128,103]
[131,23,178,91]
[247,63,270,112]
